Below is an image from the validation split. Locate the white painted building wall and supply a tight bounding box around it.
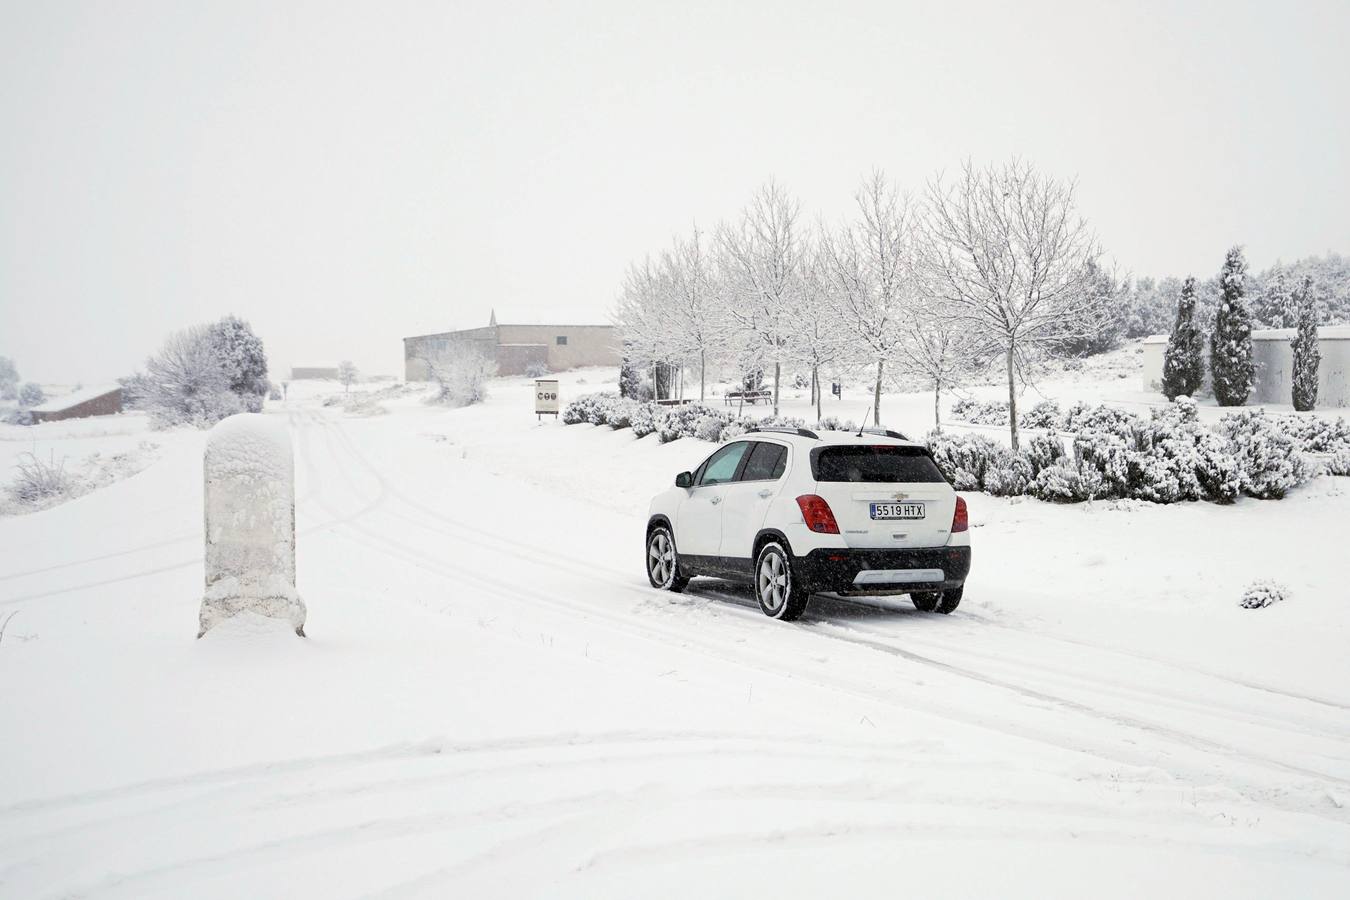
[1141,325,1350,407]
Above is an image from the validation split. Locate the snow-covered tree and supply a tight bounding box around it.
[0,357,18,401]
[1161,276,1205,400]
[921,159,1103,450]
[1291,276,1320,411]
[206,316,269,411]
[1053,259,1126,357]
[1210,246,1255,407]
[894,297,977,431]
[614,256,684,400]
[659,226,725,401]
[414,343,497,407]
[17,382,45,407]
[141,326,242,429]
[792,242,850,423]
[820,171,917,426]
[337,360,359,393]
[718,181,805,415]
[1253,263,1293,329]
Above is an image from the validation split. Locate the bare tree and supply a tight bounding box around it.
[141,325,240,428]
[660,226,725,401]
[413,344,497,407]
[793,240,851,423]
[718,181,804,416]
[893,297,978,432]
[337,360,359,393]
[821,171,917,426]
[614,256,683,400]
[921,159,1102,449]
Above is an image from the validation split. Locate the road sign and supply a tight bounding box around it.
[535,379,560,417]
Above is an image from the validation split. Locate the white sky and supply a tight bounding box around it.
[3,0,1348,383]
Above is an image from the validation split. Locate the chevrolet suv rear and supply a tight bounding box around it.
[645,427,971,620]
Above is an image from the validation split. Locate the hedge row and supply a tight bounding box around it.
[929,402,1333,504]
[564,392,1343,505]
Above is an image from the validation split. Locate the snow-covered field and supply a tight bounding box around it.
[2,367,1349,898]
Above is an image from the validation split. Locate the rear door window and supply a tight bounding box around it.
[697,442,751,485]
[812,445,946,483]
[738,442,788,481]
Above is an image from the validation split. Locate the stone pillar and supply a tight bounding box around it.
[199,413,306,637]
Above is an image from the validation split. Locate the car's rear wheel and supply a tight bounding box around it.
[911,587,962,614]
[755,542,809,621]
[646,526,688,592]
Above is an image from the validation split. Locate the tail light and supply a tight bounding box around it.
[952,495,969,533]
[796,494,839,534]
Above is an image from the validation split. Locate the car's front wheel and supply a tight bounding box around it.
[911,587,962,614]
[754,542,809,621]
[646,526,688,592]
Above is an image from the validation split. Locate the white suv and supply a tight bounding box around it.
[645,427,971,620]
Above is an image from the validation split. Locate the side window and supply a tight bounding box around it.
[556,335,568,345]
[739,442,788,481]
[697,442,751,486]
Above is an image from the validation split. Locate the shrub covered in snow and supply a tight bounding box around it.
[1325,449,1350,477]
[1062,402,1140,439]
[1239,580,1288,609]
[950,398,1010,425]
[630,403,658,438]
[6,452,70,505]
[525,362,551,379]
[1031,460,1107,503]
[1218,409,1315,499]
[1279,416,1350,454]
[817,416,858,433]
[926,432,1006,491]
[694,415,725,442]
[17,382,45,407]
[1019,400,1063,430]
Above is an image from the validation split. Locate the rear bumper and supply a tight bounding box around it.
[797,546,971,595]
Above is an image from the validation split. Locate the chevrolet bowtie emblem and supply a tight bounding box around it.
[892,492,909,501]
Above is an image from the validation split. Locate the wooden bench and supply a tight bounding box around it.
[653,397,694,406]
[723,389,773,406]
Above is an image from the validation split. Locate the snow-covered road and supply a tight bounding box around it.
[3,377,1349,898]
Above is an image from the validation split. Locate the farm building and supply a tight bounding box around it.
[403,311,620,380]
[289,366,341,380]
[1142,326,1350,407]
[28,385,124,423]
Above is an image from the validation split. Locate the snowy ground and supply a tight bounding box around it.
[2,366,1349,898]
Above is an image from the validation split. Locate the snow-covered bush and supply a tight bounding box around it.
[720,420,748,442]
[1031,460,1107,503]
[1022,431,1067,475]
[1062,402,1140,439]
[1211,246,1255,406]
[605,398,640,430]
[694,415,725,442]
[17,382,45,407]
[926,432,1004,491]
[1161,277,1206,400]
[206,316,269,411]
[1239,580,1288,609]
[630,403,657,438]
[1325,449,1350,476]
[1218,410,1315,499]
[525,362,550,379]
[1019,399,1062,430]
[817,416,858,433]
[655,403,726,443]
[1071,431,1131,498]
[6,452,70,505]
[984,451,1033,497]
[136,318,273,428]
[1280,416,1350,453]
[950,398,1010,425]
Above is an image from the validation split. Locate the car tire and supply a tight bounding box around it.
[754,541,809,621]
[910,591,940,612]
[646,526,688,593]
[911,587,962,614]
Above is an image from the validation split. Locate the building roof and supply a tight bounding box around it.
[30,384,121,413]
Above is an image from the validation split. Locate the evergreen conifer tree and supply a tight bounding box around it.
[1290,276,1320,411]
[1161,276,1205,399]
[1210,246,1255,406]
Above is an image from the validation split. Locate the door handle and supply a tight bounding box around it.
[757,489,773,498]
[710,496,722,505]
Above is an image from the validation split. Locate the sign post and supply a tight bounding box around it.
[534,379,559,421]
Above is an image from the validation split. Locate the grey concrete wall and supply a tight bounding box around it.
[404,326,498,381]
[496,324,620,371]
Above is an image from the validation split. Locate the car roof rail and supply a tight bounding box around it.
[860,427,909,440]
[749,426,820,439]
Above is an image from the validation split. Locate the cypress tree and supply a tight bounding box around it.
[1161,276,1205,399]
[1210,246,1255,406]
[1291,276,1320,411]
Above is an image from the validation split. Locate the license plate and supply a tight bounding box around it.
[870,502,925,520]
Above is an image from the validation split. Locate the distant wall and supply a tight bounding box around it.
[1142,327,1350,407]
[403,324,620,380]
[290,367,340,380]
[403,327,498,381]
[30,389,123,423]
[496,325,619,371]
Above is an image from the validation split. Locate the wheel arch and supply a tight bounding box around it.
[752,528,793,561]
[647,515,674,539]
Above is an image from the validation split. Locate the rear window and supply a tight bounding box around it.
[811,445,947,483]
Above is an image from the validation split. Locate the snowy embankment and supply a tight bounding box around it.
[1,369,1348,898]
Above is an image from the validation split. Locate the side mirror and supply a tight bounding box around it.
[675,471,693,489]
